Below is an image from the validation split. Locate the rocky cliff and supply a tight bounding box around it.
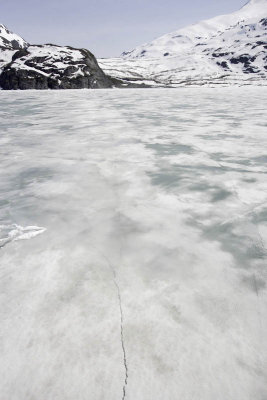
[0,44,115,89]
[0,25,116,89]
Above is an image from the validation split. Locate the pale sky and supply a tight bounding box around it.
[1,0,247,57]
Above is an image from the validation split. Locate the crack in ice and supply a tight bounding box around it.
[90,243,129,400]
[101,254,128,400]
[113,275,128,400]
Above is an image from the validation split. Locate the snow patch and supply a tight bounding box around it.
[0,224,46,248]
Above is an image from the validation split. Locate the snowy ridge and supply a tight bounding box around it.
[0,24,28,50]
[123,0,266,59]
[99,0,267,87]
[0,25,28,72]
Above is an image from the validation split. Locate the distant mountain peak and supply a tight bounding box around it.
[248,0,266,3]
[0,24,28,50]
[243,0,266,7]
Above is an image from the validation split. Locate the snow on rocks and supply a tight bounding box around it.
[0,25,116,89]
[0,24,28,50]
[0,44,115,89]
[0,24,28,74]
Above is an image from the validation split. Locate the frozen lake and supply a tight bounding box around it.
[0,88,267,400]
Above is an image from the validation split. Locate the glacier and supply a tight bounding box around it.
[0,88,267,400]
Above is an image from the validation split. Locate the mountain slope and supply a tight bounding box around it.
[0,45,115,89]
[123,0,266,59]
[0,26,119,89]
[0,24,29,72]
[0,24,28,50]
[99,0,267,86]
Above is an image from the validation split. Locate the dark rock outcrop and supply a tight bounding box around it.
[0,44,115,89]
[0,24,122,90]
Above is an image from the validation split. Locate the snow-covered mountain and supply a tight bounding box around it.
[0,25,116,89]
[99,0,267,86]
[123,0,266,59]
[1,0,266,89]
[0,45,115,89]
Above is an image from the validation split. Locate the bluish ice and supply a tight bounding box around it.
[0,87,267,400]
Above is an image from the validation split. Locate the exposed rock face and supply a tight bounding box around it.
[0,44,115,89]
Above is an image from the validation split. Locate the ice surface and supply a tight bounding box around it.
[0,88,267,400]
